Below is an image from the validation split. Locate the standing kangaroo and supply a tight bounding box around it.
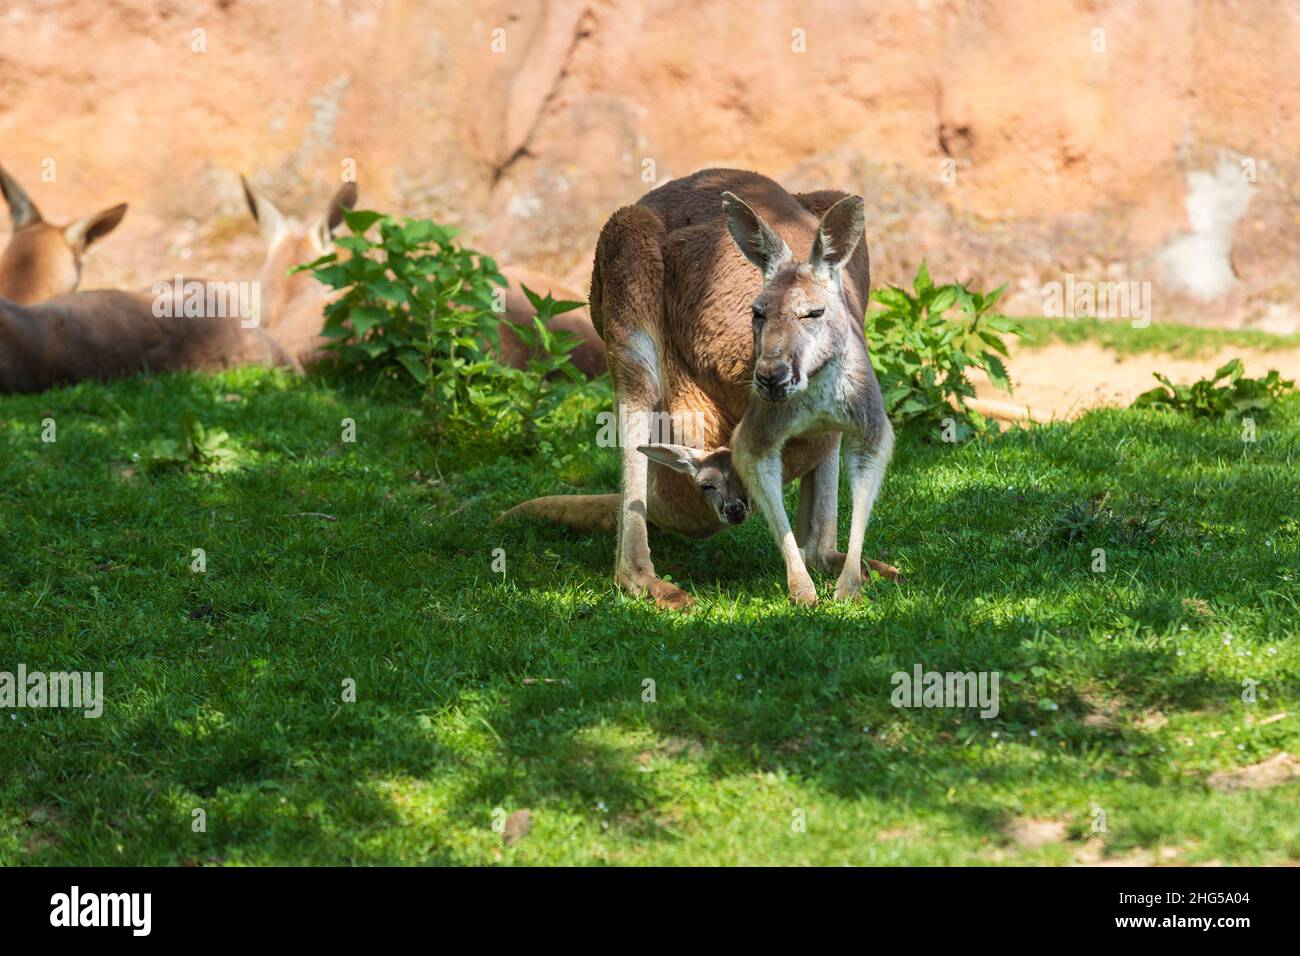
[0,165,128,304]
[506,169,893,609]
[721,187,893,605]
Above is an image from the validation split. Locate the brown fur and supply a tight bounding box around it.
[499,493,621,533]
[0,287,291,393]
[505,169,887,609]
[0,176,354,393]
[0,164,127,304]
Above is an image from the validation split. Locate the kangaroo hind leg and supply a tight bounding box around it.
[593,205,692,611]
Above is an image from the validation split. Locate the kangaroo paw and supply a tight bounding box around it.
[648,577,695,611]
[833,572,867,603]
[806,550,903,583]
[617,566,694,611]
[866,558,904,583]
[788,572,819,606]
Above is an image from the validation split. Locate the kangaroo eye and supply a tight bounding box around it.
[699,483,717,492]
[804,308,825,319]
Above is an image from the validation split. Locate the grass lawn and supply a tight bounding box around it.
[1,325,1297,866]
[1019,316,1300,357]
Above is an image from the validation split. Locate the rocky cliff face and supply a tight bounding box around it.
[2,0,1296,329]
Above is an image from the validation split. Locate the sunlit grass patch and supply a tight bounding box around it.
[1,330,1298,865]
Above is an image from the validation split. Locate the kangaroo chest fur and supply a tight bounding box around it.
[740,336,878,453]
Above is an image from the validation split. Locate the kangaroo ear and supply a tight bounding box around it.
[315,180,359,248]
[637,443,703,477]
[64,203,128,252]
[241,174,289,248]
[721,191,792,280]
[325,180,359,235]
[809,194,865,277]
[0,165,41,229]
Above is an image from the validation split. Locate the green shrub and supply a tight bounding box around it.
[295,209,588,450]
[1131,358,1295,419]
[866,262,1026,437]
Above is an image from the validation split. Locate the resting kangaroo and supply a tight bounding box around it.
[0,175,358,393]
[0,287,291,394]
[240,176,359,368]
[498,264,607,380]
[504,169,895,608]
[0,165,128,304]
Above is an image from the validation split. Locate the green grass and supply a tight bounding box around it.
[1018,316,1300,357]
[1,333,1297,866]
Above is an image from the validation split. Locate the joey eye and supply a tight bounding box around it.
[699,483,717,492]
[804,308,825,319]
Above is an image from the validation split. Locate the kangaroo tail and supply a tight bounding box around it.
[497,494,621,533]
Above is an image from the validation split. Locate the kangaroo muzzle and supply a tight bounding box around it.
[754,357,795,401]
[722,499,749,524]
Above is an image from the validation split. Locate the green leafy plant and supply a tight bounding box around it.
[296,210,505,388]
[1131,359,1295,420]
[486,286,588,444]
[140,412,243,473]
[866,262,1026,437]
[296,209,587,447]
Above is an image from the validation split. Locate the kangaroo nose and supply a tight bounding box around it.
[723,501,747,523]
[754,360,794,399]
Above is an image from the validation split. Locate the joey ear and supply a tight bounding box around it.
[809,194,865,277]
[64,203,128,252]
[721,191,792,279]
[0,165,41,230]
[241,174,289,248]
[637,443,703,477]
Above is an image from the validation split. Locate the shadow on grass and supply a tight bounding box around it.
[3,376,1296,863]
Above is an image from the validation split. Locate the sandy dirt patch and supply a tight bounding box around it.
[969,342,1300,422]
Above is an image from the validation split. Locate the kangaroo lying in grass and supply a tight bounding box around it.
[240,176,359,368]
[0,286,292,393]
[0,164,128,304]
[0,177,357,393]
[498,264,607,380]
